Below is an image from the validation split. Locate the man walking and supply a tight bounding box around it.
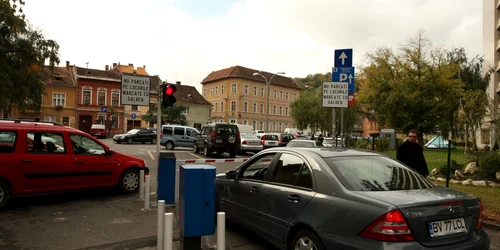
[396,129,429,177]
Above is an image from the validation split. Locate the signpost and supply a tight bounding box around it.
[332,48,354,146]
[121,74,151,106]
[322,82,348,108]
[131,113,137,120]
[101,107,107,113]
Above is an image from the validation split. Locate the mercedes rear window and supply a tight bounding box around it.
[325,156,435,191]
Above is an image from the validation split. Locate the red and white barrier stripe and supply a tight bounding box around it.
[176,158,271,164]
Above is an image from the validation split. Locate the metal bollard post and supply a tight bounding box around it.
[143,175,150,210]
[217,212,225,250]
[157,200,165,250]
[138,170,145,201]
[164,213,173,250]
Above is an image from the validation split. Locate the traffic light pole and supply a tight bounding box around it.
[156,83,163,159]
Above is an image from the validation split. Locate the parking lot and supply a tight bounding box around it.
[0,138,499,250]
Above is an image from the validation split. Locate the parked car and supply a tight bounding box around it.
[160,125,199,150]
[193,122,240,158]
[258,133,280,149]
[89,124,107,139]
[215,147,489,250]
[0,118,149,209]
[286,139,323,147]
[278,133,294,147]
[113,128,157,144]
[239,133,263,154]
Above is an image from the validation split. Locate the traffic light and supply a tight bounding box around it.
[162,84,177,107]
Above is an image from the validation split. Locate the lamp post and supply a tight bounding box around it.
[252,71,285,132]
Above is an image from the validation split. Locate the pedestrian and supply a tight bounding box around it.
[318,134,324,143]
[396,129,429,177]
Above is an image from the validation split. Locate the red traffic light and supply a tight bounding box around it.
[165,85,176,96]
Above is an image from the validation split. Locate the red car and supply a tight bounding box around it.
[90,124,107,139]
[0,119,149,209]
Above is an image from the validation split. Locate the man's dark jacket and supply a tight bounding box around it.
[396,140,429,176]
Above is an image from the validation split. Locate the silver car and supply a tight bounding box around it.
[239,133,263,154]
[215,148,489,250]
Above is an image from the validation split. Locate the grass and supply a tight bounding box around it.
[381,147,500,221]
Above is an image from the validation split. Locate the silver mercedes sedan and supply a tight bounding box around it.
[215,147,489,250]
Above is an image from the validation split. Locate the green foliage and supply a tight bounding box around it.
[438,160,463,178]
[356,139,370,149]
[375,137,390,152]
[142,103,188,126]
[0,0,60,117]
[477,152,500,179]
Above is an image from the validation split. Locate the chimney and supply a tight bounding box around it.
[128,63,133,67]
[176,81,181,85]
[143,65,146,69]
[133,69,137,74]
[113,63,117,68]
[66,61,70,69]
[105,65,109,71]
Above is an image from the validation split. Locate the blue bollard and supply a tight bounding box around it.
[158,152,176,204]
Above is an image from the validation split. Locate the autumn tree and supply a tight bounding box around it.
[0,0,60,117]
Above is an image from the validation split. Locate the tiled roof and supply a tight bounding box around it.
[42,66,77,87]
[364,112,377,121]
[201,65,302,90]
[166,82,211,106]
[118,65,149,76]
[76,67,121,80]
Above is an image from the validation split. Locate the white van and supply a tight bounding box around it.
[234,123,254,134]
[284,128,312,136]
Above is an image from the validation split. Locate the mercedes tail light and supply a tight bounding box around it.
[360,209,415,242]
[476,201,484,230]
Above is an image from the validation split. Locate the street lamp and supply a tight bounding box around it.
[252,71,285,132]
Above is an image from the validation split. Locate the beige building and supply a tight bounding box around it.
[482,0,500,148]
[201,65,302,132]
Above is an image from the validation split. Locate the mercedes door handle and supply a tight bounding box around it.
[250,186,259,193]
[76,160,84,164]
[288,194,301,203]
[22,159,31,163]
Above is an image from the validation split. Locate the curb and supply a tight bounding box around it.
[75,235,179,250]
[484,221,500,231]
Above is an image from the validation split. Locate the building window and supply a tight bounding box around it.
[285,122,288,128]
[273,105,277,114]
[244,85,249,95]
[97,89,106,106]
[132,105,138,111]
[112,115,119,129]
[44,116,56,122]
[182,107,190,115]
[82,87,91,105]
[221,85,224,94]
[279,122,282,131]
[253,87,257,96]
[280,91,283,99]
[253,103,257,113]
[230,101,236,111]
[260,88,264,97]
[97,115,106,124]
[260,121,263,130]
[203,89,206,96]
[215,103,218,112]
[111,90,120,106]
[52,93,66,107]
[252,120,256,129]
[285,107,289,116]
[220,102,224,112]
[293,93,297,101]
[273,122,276,131]
[273,90,277,99]
[286,92,289,100]
[230,119,236,123]
[260,104,264,113]
[243,120,248,125]
[215,86,218,95]
[62,116,70,126]
[244,102,248,112]
[231,84,237,94]
[210,88,213,96]
[279,106,283,115]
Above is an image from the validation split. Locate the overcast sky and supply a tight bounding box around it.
[23,0,482,92]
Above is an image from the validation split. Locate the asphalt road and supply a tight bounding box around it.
[0,138,498,250]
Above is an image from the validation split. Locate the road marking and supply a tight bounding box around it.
[188,152,203,159]
[148,151,155,160]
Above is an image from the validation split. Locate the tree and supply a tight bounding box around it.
[357,30,463,146]
[142,103,188,126]
[0,0,60,117]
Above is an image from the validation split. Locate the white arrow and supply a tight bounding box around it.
[339,52,348,65]
[348,74,353,85]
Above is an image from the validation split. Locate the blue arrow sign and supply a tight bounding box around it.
[131,113,137,120]
[332,67,355,95]
[101,107,107,112]
[334,49,353,67]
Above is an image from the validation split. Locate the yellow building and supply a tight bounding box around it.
[201,65,302,132]
[12,66,78,127]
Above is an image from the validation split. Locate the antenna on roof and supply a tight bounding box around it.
[85,62,89,68]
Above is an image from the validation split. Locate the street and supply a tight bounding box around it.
[0,138,498,250]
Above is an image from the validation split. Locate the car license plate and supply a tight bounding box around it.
[429,218,467,237]
[216,139,222,143]
[268,141,276,144]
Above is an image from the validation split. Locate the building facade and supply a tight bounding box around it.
[201,65,302,132]
[167,81,212,130]
[482,0,500,148]
[11,64,78,126]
